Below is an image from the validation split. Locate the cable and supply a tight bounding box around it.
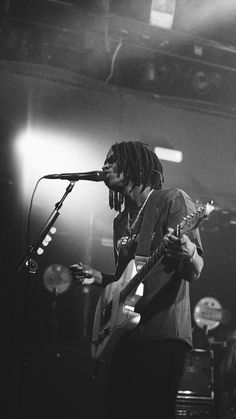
[105,37,123,82]
[26,176,45,256]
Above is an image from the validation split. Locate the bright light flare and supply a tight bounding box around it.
[150,0,176,29]
[15,125,103,194]
[177,0,236,36]
[16,126,100,184]
[14,125,106,235]
[155,146,183,163]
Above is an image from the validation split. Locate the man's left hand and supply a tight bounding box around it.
[163,228,196,260]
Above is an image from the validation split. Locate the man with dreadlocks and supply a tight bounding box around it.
[70,140,204,419]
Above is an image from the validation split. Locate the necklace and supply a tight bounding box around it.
[127,189,154,236]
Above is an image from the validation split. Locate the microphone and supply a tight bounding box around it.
[43,170,105,182]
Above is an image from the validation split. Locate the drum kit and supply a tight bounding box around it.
[193,296,236,418]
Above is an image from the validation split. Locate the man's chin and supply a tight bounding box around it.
[104,179,123,192]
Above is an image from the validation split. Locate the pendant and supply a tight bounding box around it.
[127,212,134,237]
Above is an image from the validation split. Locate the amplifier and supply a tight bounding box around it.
[175,401,213,418]
[177,349,214,401]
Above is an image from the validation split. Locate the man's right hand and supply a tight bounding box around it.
[69,263,102,285]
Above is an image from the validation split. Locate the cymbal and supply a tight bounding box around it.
[43,264,72,295]
[194,297,230,331]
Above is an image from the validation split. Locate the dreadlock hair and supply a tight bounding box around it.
[108,140,164,212]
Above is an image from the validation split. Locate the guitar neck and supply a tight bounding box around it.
[119,201,214,304]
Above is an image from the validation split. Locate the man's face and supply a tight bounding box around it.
[102,149,125,191]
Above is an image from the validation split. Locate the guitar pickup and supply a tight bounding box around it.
[93,327,110,344]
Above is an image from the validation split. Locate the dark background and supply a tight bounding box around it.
[1,1,236,418]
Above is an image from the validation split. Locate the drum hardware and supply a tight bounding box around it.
[177,348,215,402]
[218,330,236,419]
[175,399,214,419]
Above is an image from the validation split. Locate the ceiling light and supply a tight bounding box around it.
[154,146,183,163]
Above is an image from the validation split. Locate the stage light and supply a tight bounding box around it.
[101,237,113,247]
[190,70,222,100]
[191,71,210,95]
[145,61,156,82]
[150,0,176,29]
[154,146,183,163]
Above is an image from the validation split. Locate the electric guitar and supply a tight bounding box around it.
[91,201,214,360]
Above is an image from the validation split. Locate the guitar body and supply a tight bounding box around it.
[91,259,142,360]
[90,201,214,360]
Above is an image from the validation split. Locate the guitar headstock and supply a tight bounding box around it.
[178,200,214,236]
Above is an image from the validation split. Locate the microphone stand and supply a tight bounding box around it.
[17,181,76,417]
[18,181,76,274]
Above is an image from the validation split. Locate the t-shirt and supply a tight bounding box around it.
[111,188,203,348]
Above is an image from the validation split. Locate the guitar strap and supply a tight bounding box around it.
[135,189,163,267]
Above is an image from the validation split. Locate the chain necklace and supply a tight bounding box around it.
[127,189,154,236]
